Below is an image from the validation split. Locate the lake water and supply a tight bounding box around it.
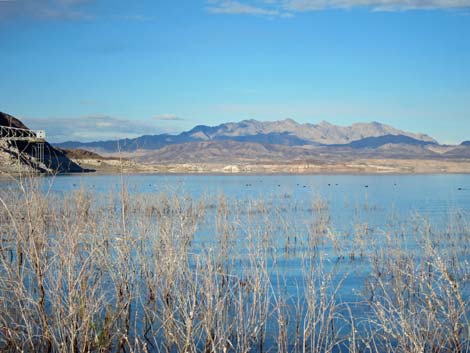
[3,173,470,275]
[31,173,470,223]
[1,173,470,351]
[17,173,470,294]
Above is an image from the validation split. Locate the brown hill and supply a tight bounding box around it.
[59,148,107,160]
[136,140,444,165]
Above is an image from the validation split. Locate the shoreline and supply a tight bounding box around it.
[3,158,470,178]
[69,157,470,175]
[3,156,470,177]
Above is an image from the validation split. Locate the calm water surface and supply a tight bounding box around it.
[44,174,470,295]
[34,173,470,221]
[3,173,469,244]
[2,173,470,350]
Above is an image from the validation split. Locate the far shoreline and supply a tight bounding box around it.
[66,157,470,176]
[3,159,470,180]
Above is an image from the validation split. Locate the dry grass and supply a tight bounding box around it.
[0,176,469,352]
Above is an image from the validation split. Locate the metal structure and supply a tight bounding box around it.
[0,126,46,164]
[33,142,45,165]
[0,126,45,141]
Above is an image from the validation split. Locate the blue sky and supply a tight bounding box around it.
[0,0,469,143]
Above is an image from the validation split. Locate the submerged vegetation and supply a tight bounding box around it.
[0,176,469,353]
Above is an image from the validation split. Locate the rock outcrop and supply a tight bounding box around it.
[0,112,88,175]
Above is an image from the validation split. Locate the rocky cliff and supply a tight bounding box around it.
[0,112,88,175]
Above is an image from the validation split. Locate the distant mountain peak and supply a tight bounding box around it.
[55,118,438,153]
[281,117,297,123]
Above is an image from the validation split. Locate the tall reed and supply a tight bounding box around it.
[0,176,468,352]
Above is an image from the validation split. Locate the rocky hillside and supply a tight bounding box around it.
[183,119,436,145]
[0,112,87,174]
[0,112,29,129]
[55,119,437,153]
[137,139,443,164]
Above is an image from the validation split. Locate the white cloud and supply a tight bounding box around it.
[24,115,160,142]
[0,0,94,20]
[0,0,149,21]
[206,0,292,17]
[206,0,470,17]
[283,0,470,11]
[153,114,184,121]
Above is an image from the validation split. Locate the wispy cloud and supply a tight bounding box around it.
[110,14,152,21]
[153,114,184,121]
[24,115,161,142]
[0,0,151,21]
[0,0,94,20]
[206,0,291,17]
[283,0,470,11]
[206,0,470,17]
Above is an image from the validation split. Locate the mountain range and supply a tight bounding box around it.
[56,119,437,153]
[52,118,470,165]
[2,112,469,173]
